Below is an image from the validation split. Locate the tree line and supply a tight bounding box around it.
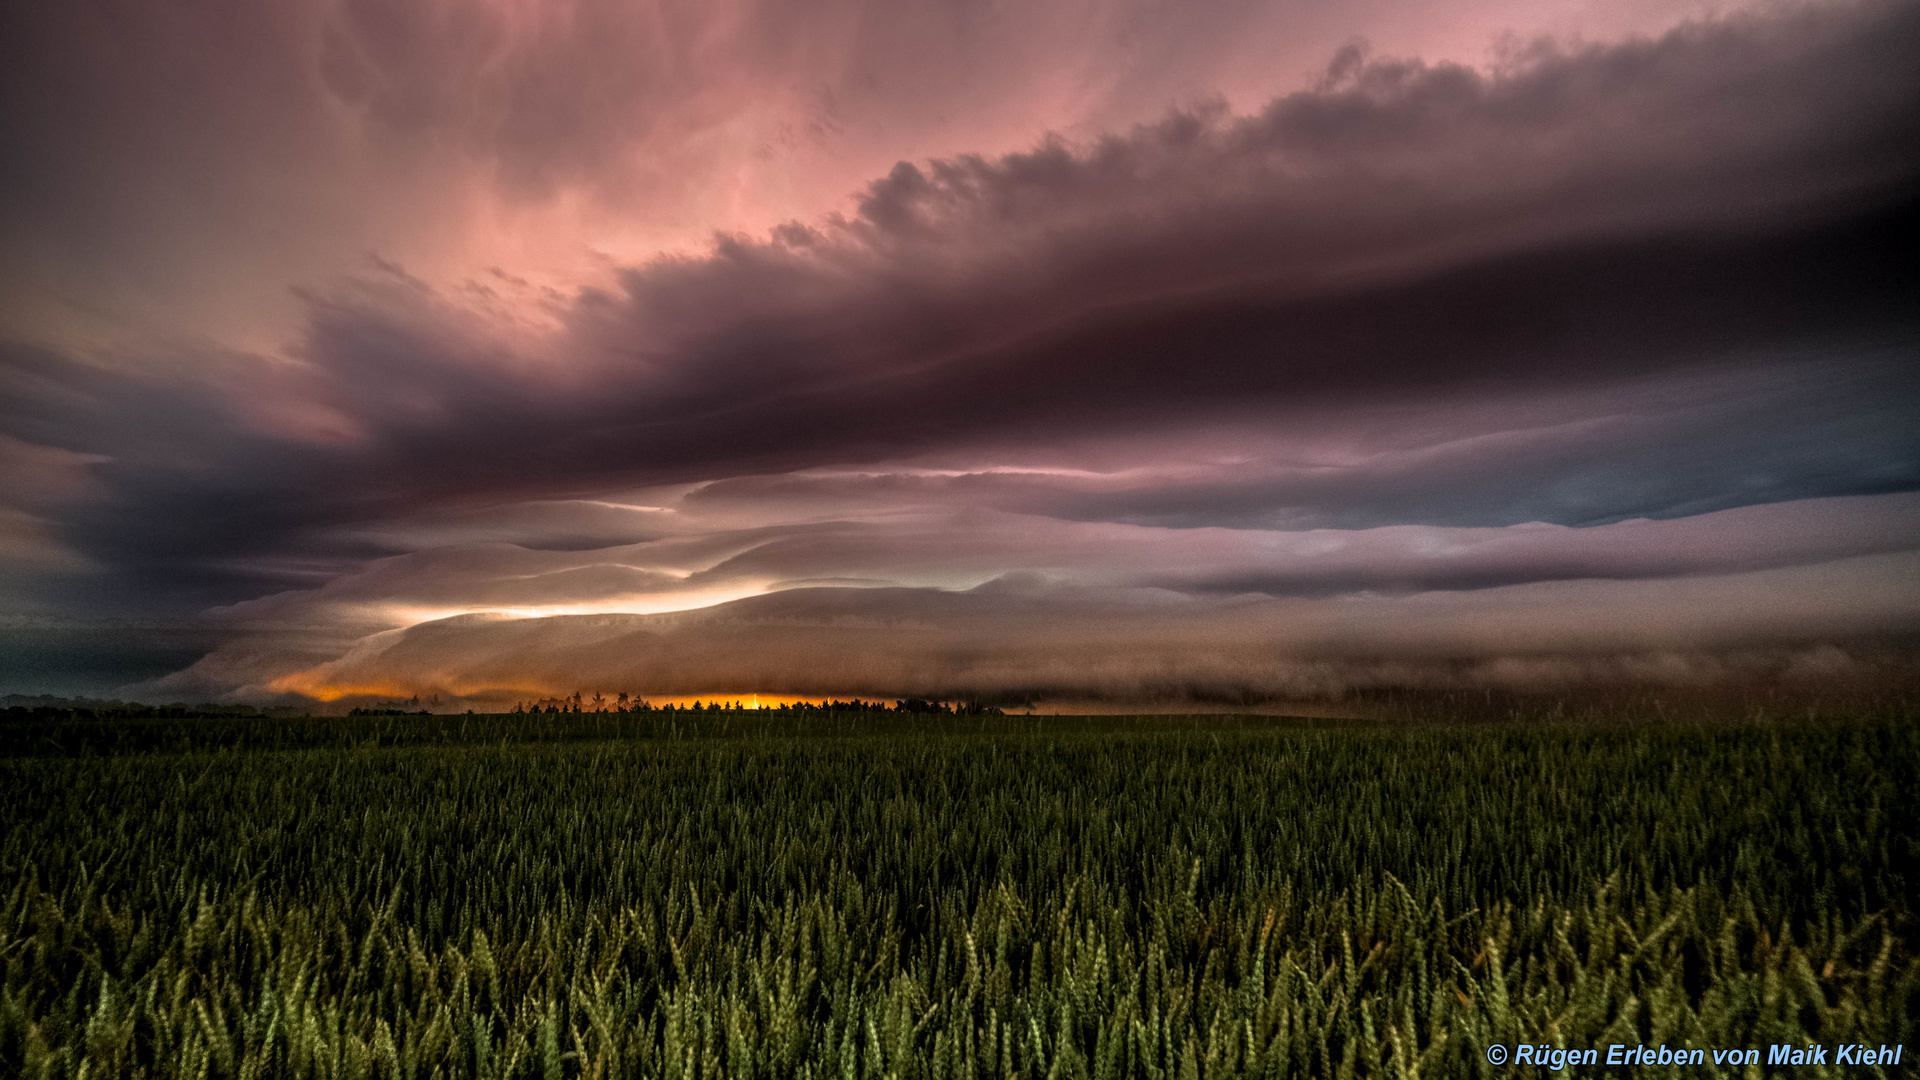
[506,692,1001,715]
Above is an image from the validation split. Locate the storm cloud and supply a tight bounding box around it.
[2,0,1917,704]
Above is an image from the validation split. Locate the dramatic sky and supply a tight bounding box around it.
[2,0,1917,707]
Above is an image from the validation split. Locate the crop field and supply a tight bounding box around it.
[1,711,1916,1078]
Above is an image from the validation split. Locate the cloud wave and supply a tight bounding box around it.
[2,1,1917,700]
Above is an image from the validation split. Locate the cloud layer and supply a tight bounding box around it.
[205,551,1920,705]
[2,0,1917,703]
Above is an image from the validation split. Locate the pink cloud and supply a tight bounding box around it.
[2,0,1916,699]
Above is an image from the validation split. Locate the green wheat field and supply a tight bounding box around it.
[2,708,1916,1078]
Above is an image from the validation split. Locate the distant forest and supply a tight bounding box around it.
[498,692,1002,716]
[1,692,1002,721]
[1,696,284,722]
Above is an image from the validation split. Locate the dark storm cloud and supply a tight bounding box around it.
[162,550,1920,705]
[4,2,1919,698]
[130,491,1920,701]
[12,1,1919,598]
[677,356,1920,530]
[639,494,1920,597]
[16,0,1608,349]
[1048,355,1920,529]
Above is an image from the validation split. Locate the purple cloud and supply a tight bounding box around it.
[2,0,1917,701]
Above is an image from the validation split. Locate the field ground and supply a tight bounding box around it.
[2,710,1916,1078]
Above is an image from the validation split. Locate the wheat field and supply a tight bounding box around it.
[2,712,1915,1078]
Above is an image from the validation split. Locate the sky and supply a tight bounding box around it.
[1,0,1916,708]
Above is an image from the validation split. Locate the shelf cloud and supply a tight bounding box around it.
[2,0,1917,705]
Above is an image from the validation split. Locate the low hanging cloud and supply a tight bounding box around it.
[181,491,1920,625]
[3,1,1919,700]
[146,492,1920,703]
[170,550,1920,706]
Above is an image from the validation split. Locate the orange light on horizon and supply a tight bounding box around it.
[618,693,841,710]
[266,673,415,702]
[266,671,871,710]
